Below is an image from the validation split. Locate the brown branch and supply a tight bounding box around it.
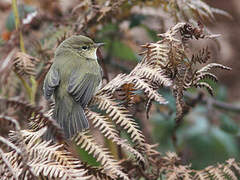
[184,93,240,113]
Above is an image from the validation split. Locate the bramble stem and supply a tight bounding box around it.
[12,0,38,105]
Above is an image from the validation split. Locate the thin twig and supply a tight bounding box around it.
[184,93,240,113]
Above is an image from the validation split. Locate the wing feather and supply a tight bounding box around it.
[43,67,60,100]
[68,72,98,107]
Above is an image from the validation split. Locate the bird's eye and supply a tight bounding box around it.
[82,46,88,50]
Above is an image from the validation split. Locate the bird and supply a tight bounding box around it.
[43,35,103,139]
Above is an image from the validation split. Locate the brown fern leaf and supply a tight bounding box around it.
[205,165,225,180]
[86,110,146,165]
[86,110,119,140]
[196,63,231,75]
[0,97,42,118]
[193,159,239,180]
[74,131,130,180]
[131,77,167,104]
[140,43,169,66]
[174,89,186,123]
[167,0,231,23]
[223,165,238,180]
[28,157,88,179]
[91,94,146,147]
[166,165,193,180]
[118,83,137,107]
[231,160,240,176]
[193,170,210,180]
[130,63,172,87]
[99,73,129,94]
[225,159,240,180]
[29,115,66,143]
[81,163,114,180]
[0,128,35,179]
[0,115,21,132]
[146,99,153,119]
[12,52,40,76]
[6,128,89,180]
[0,97,65,142]
[194,82,214,96]
[211,7,233,19]
[191,47,211,64]
[0,148,19,179]
[194,72,218,83]
[172,64,187,123]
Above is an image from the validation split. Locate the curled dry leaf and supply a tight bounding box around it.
[12,52,40,77]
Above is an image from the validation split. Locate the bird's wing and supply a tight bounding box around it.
[67,72,98,107]
[43,67,60,100]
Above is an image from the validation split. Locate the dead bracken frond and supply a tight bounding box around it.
[0,5,236,178]
[91,94,146,147]
[0,115,21,132]
[0,97,66,142]
[0,122,90,180]
[74,131,129,180]
[164,0,232,23]
[141,22,231,123]
[86,109,145,164]
[193,159,240,180]
[12,52,40,77]
[81,163,114,180]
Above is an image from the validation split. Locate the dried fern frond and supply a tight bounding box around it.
[191,47,211,64]
[0,148,19,180]
[196,63,232,75]
[81,163,114,180]
[140,22,231,123]
[99,73,129,94]
[3,127,89,180]
[130,63,172,87]
[118,83,137,107]
[0,117,36,180]
[140,43,169,66]
[0,115,21,132]
[193,170,210,180]
[131,76,168,104]
[194,72,218,83]
[159,153,240,180]
[12,52,40,77]
[224,159,240,180]
[194,82,214,96]
[0,97,65,142]
[86,110,145,165]
[92,94,146,147]
[165,0,231,23]
[22,155,88,180]
[74,131,129,180]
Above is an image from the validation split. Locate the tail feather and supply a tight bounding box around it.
[46,99,89,140]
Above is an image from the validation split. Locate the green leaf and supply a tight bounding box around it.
[76,146,100,166]
[215,85,227,101]
[6,4,36,31]
[210,127,238,158]
[112,40,137,61]
[185,126,239,169]
[129,14,145,28]
[151,113,175,152]
[220,114,239,135]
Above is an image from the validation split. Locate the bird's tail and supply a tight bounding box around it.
[46,99,89,140]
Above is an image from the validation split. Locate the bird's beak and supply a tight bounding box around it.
[94,43,105,48]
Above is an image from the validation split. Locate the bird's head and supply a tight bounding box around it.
[56,35,104,60]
